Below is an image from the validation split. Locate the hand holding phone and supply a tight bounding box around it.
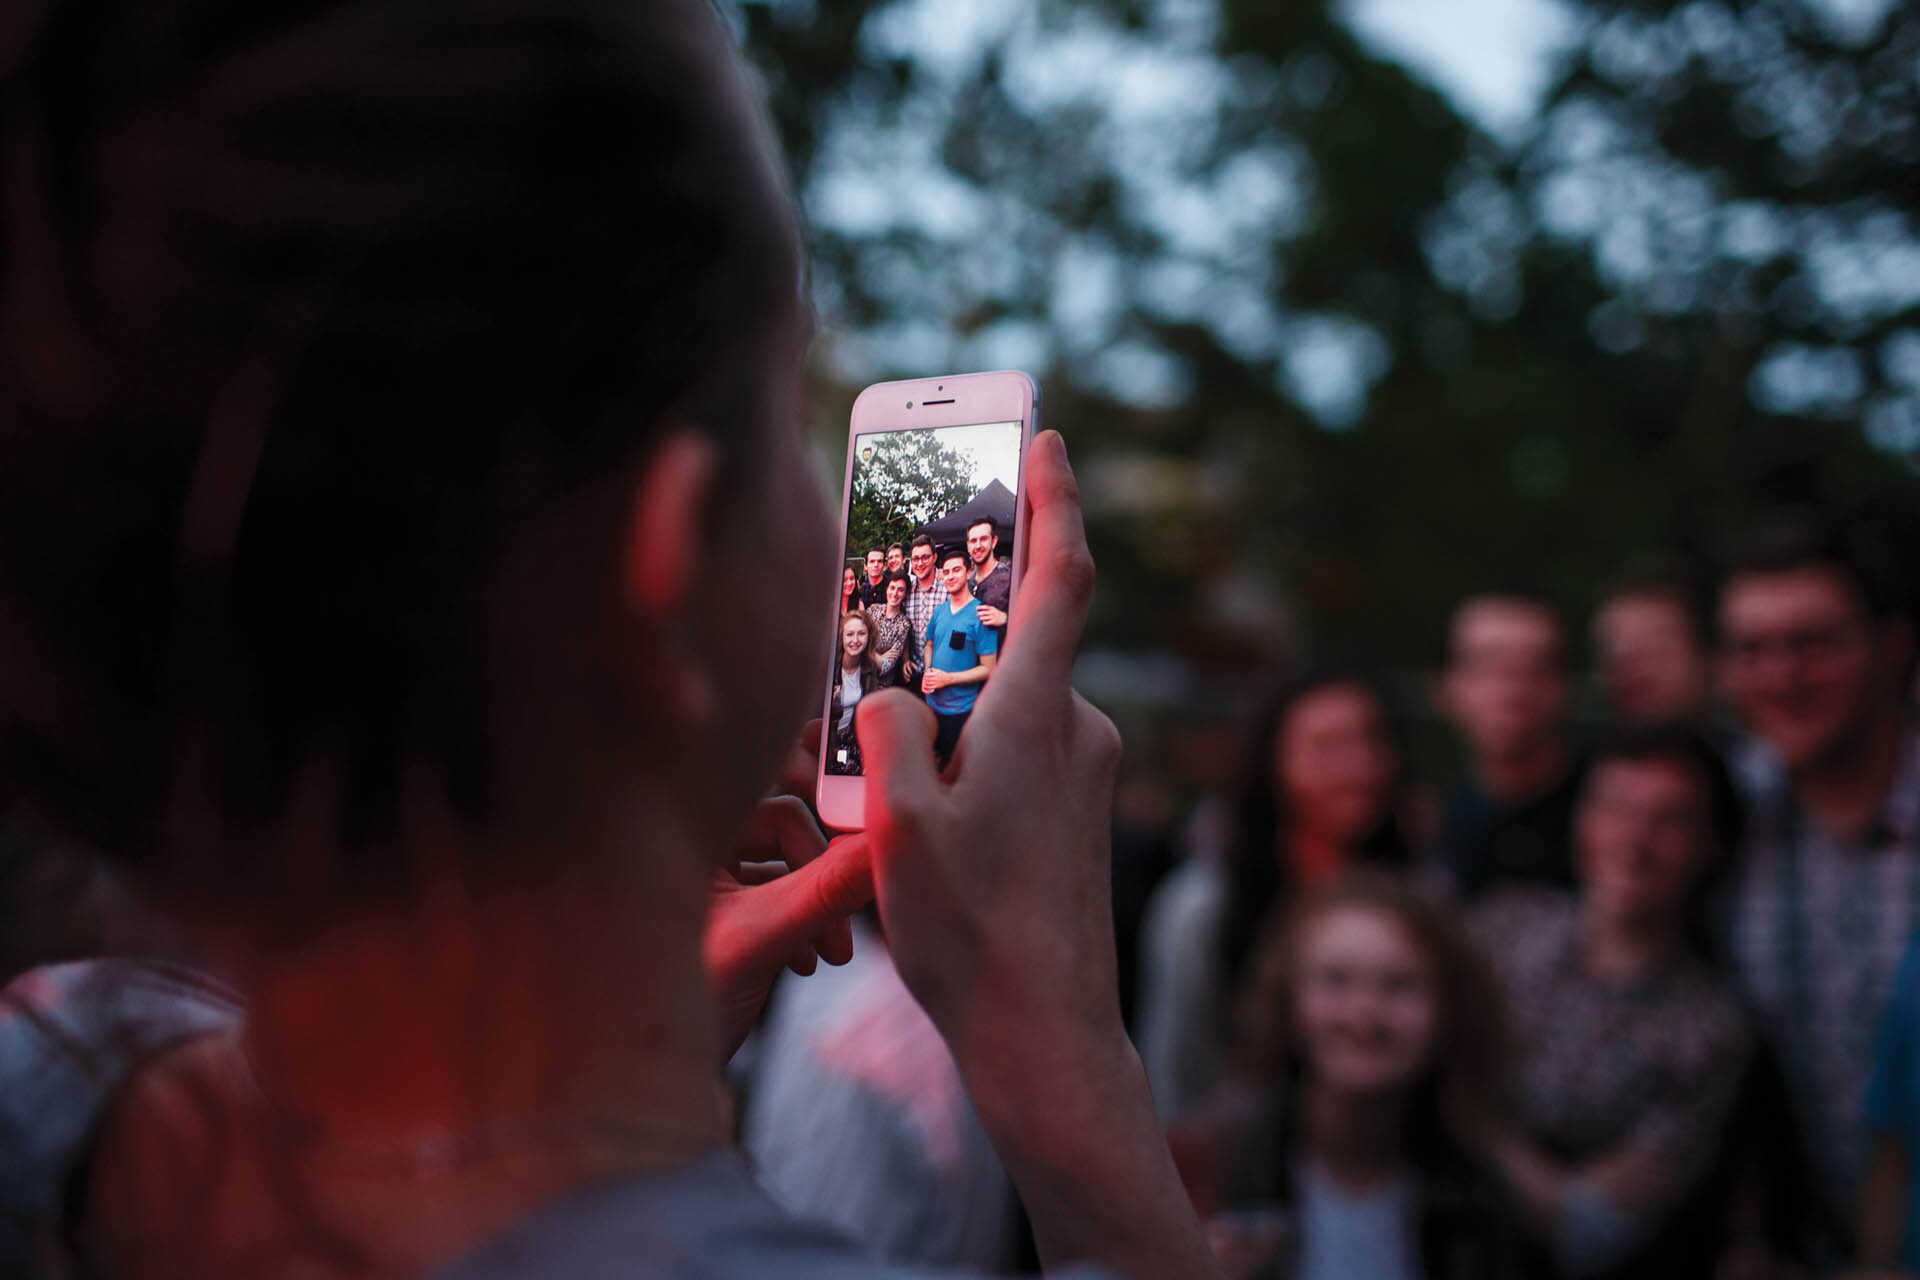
[848,432,1216,1278]
[816,370,1037,830]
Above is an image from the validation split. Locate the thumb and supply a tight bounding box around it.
[711,835,874,976]
[855,689,941,848]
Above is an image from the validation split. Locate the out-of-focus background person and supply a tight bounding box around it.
[742,912,1020,1272]
[1471,725,1753,1278]
[1590,566,1716,729]
[1137,674,1419,1119]
[1170,874,1541,1280]
[1434,593,1580,900]
[1720,516,1919,1230]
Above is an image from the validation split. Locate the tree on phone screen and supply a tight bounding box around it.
[848,431,976,558]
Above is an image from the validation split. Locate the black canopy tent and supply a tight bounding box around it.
[914,478,1016,551]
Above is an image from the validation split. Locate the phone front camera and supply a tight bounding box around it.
[906,400,914,409]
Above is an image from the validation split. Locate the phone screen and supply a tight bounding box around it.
[825,419,1023,775]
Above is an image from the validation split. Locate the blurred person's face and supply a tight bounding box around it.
[886,548,904,573]
[865,550,883,580]
[939,557,969,595]
[842,566,856,595]
[1576,756,1710,931]
[886,576,907,610]
[1276,684,1397,852]
[967,524,995,567]
[1440,599,1568,764]
[910,545,934,581]
[1594,592,1709,724]
[840,616,868,661]
[1294,907,1438,1098]
[1718,566,1896,772]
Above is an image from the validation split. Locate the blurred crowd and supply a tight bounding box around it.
[1113,509,1917,1280]
[5,501,1915,1279]
[743,506,1920,1280]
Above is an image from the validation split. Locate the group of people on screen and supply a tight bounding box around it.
[829,518,1012,771]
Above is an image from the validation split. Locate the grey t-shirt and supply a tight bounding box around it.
[437,1150,1111,1279]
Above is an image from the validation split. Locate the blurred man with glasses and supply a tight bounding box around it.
[1719,515,1917,1223]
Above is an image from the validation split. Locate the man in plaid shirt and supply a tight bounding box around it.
[903,534,942,694]
[1719,518,1919,1216]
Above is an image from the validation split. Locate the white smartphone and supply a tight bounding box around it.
[816,370,1039,831]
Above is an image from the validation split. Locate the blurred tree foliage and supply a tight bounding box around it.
[731,0,1919,690]
[847,430,976,558]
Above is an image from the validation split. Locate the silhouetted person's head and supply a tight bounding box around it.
[0,0,829,918]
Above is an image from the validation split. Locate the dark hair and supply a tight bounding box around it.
[1220,672,1414,994]
[883,569,910,587]
[1578,721,1743,961]
[967,517,997,538]
[938,546,968,570]
[1233,872,1509,1167]
[0,0,798,896]
[886,542,904,555]
[866,547,884,559]
[1718,508,1908,630]
[910,534,934,552]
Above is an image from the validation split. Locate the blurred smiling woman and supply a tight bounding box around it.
[1171,874,1540,1280]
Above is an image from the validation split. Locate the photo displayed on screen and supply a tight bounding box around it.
[827,420,1022,775]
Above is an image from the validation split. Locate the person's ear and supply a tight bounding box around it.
[622,429,723,728]
[625,429,719,612]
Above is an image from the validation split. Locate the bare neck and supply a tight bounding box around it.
[1794,709,1906,841]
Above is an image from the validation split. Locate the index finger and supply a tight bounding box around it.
[991,430,1094,702]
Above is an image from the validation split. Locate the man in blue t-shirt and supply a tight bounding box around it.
[923,547,998,764]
